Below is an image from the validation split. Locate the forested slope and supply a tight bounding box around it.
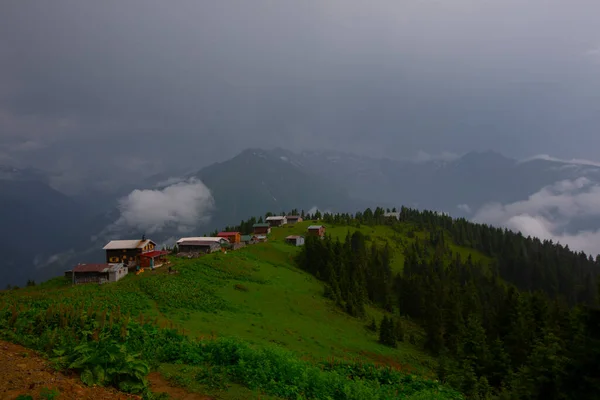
[296,207,600,399]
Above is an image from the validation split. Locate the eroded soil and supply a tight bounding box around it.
[0,340,210,400]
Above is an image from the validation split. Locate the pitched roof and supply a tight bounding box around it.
[307,225,324,230]
[177,240,221,247]
[177,237,228,244]
[241,235,257,241]
[103,239,155,250]
[140,250,169,258]
[286,215,301,219]
[217,231,240,237]
[253,223,270,228]
[72,263,123,273]
[266,216,285,221]
[285,235,302,239]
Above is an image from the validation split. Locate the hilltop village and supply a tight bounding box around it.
[65,214,327,285]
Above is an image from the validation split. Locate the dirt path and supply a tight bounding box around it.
[0,341,140,400]
[0,340,211,400]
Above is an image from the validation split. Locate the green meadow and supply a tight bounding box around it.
[0,220,485,399]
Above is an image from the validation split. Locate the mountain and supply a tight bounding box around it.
[0,167,96,287]
[189,148,371,229]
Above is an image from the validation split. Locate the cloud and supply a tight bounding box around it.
[457,204,472,213]
[307,206,332,215]
[520,154,600,168]
[108,178,214,235]
[473,178,600,256]
[414,151,460,163]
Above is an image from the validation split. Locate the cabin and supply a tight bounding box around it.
[266,216,287,227]
[66,263,127,285]
[140,250,169,269]
[253,223,271,235]
[307,225,326,238]
[103,239,157,267]
[285,235,305,246]
[177,240,221,254]
[217,231,241,244]
[286,215,303,225]
[241,235,259,245]
[256,235,268,243]
[177,237,228,254]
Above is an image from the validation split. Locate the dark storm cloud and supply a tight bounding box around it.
[2,0,600,180]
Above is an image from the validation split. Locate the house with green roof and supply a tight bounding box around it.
[252,223,271,235]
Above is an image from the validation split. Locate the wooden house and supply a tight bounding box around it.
[285,235,305,246]
[307,225,326,238]
[286,215,303,225]
[140,250,169,269]
[266,216,287,227]
[241,235,258,245]
[217,231,241,244]
[66,263,127,285]
[253,223,271,235]
[103,239,157,266]
[177,237,228,254]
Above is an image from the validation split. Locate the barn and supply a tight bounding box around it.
[177,237,227,254]
[66,263,128,285]
[286,215,303,225]
[266,216,287,227]
[253,223,271,235]
[285,235,305,246]
[307,225,326,238]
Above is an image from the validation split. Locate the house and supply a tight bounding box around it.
[177,237,230,246]
[241,235,258,245]
[177,239,221,254]
[383,212,400,219]
[285,235,305,246]
[140,250,169,269]
[307,225,326,238]
[217,231,241,244]
[253,223,271,235]
[286,215,303,225]
[266,216,287,227]
[256,235,268,243]
[66,263,127,285]
[103,239,157,266]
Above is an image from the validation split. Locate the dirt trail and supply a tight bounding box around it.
[148,373,214,400]
[0,340,211,400]
[0,340,139,400]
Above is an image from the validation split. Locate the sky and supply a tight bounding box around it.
[2,0,600,191]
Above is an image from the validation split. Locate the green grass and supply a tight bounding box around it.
[0,221,476,399]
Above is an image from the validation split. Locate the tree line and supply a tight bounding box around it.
[294,207,600,399]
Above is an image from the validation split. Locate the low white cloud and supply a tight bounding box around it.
[414,150,460,163]
[109,178,214,234]
[307,206,332,215]
[457,204,472,214]
[473,178,600,256]
[520,154,600,168]
[33,249,76,270]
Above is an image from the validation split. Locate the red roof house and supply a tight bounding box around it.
[217,232,241,244]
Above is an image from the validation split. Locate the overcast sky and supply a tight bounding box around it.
[2,0,600,185]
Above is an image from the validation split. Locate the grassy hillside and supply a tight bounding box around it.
[0,219,495,399]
